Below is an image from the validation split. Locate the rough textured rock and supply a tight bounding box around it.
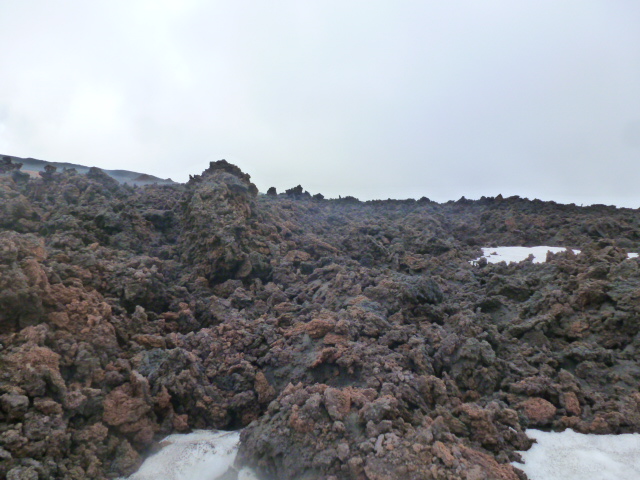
[1,157,640,478]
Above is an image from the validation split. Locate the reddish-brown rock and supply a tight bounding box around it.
[103,385,151,427]
[519,397,557,426]
[562,392,581,416]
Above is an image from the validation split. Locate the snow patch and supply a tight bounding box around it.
[123,430,259,480]
[513,429,640,480]
[471,246,580,265]
[471,246,640,265]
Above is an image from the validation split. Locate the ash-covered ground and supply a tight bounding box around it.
[1,157,640,479]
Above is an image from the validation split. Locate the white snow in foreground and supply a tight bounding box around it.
[121,428,640,480]
[513,429,640,480]
[124,430,259,480]
[471,246,581,265]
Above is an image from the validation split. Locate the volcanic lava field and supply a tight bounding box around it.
[1,157,640,479]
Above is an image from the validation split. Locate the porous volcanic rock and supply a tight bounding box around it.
[1,156,640,479]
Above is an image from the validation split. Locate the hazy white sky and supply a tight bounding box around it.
[1,1,640,205]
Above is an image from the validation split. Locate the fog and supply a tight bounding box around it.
[1,1,640,205]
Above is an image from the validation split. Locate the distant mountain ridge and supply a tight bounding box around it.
[2,153,175,186]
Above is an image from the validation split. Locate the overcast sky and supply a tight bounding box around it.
[1,1,640,206]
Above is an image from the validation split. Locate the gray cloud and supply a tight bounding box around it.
[1,1,640,206]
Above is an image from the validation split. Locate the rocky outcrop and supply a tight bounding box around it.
[1,158,640,478]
